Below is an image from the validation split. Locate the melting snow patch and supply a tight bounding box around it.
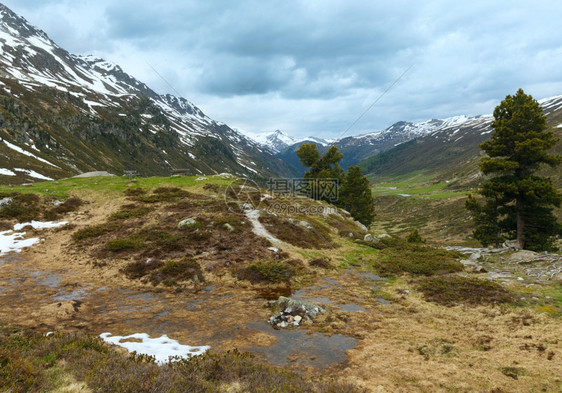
[0,230,41,256]
[2,140,59,168]
[0,168,16,176]
[14,168,53,181]
[557,124,562,128]
[13,221,67,231]
[99,333,210,364]
[0,221,67,256]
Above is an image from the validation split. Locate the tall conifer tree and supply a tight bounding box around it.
[467,89,561,250]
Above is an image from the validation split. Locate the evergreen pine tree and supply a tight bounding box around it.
[339,166,375,226]
[467,89,562,250]
[296,144,374,226]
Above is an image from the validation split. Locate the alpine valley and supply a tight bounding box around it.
[1,4,562,393]
[2,2,562,188]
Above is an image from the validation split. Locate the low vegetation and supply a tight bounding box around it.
[237,261,295,284]
[72,222,120,241]
[258,213,337,249]
[364,237,464,277]
[0,192,82,223]
[148,258,205,286]
[416,275,516,306]
[0,327,361,393]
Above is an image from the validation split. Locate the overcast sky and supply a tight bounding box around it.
[3,1,562,139]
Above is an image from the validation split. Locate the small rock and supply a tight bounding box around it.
[268,247,279,253]
[178,217,197,230]
[294,315,302,324]
[510,250,539,261]
[517,277,524,281]
[460,259,477,266]
[470,253,481,261]
[364,233,375,242]
[0,197,13,207]
[348,232,354,238]
[378,234,391,239]
[298,220,313,230]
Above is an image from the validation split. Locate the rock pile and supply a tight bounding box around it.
[268,296,326,329]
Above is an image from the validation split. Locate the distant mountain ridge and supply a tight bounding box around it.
[248,114,494,173]
[359,95,562,188]
[247,97,562,179]
[0,4,296,183]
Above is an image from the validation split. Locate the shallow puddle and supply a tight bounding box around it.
[245,321,357,368]
[339,303,367,312]
[356,272,388,281]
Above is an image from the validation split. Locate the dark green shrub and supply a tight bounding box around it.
[238,261,294,283]
[109,206,151,220]
[72,222,120,241]
[259,214,336,249]
[149,258,204,286]
[121,259,164,279]
[0,328,363,393]
[106,237,144,252]
[309,257,333,269]
[0,193,41,222]
[124,188,146,196]
[370,245,463,276]
[407,229,425,243]
[43,197,83,220]
[416,275,515,306]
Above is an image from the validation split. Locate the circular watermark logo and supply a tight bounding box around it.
[224,178,263,214]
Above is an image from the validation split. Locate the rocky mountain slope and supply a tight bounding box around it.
[269,115,496,174]
[0,4,296,184]
[359,95,562,187]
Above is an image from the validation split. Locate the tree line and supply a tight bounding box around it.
[296,143,375,226]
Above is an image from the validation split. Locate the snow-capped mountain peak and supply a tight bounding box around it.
[241,129,297,153]
[0,3,296,181]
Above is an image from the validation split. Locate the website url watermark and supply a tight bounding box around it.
[266,178,339,202]
[224,177,340,215]
[265,202,338,216]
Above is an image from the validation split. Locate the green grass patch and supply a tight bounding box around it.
[0,175,234,200]
[416,275,516,306]
[361,237,464,276]
[370,171,467,201]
